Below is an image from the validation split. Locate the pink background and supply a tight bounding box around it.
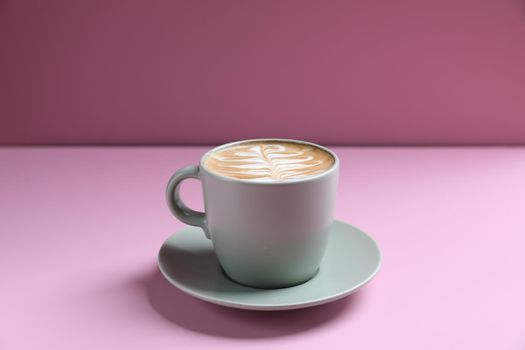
[1,146,525,349]
[1,0,525,145]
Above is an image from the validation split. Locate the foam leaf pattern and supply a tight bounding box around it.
[204,141,334,182]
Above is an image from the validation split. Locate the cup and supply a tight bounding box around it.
[166,138,339,288]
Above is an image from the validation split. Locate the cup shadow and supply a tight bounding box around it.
[139,267,363,338]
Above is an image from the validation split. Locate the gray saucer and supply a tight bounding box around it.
[158,220,382,311]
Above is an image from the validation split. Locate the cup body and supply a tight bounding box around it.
[199,139,339,288]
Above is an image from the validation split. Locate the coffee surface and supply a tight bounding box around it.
[203,141,335,182]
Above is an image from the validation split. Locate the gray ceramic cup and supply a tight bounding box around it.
[166,139,339,289]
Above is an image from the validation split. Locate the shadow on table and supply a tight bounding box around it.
[139,267,363,338]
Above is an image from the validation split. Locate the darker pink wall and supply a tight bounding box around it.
[1,0,525,145]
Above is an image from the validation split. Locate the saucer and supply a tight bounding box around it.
[158,220,382,311]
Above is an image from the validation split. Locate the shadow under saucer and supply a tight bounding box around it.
[141,268,363,339]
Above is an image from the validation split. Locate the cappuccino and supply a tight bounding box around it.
[203,140,335,182]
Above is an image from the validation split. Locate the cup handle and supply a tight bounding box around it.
[166,165,210,239]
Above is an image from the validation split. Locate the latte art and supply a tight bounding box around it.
[204,141,335,182]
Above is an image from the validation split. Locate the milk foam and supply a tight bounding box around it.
[204,141,335,182]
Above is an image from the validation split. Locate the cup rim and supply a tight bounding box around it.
[199,138,339,185]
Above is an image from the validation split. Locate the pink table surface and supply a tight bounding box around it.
[1,146,524,349]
